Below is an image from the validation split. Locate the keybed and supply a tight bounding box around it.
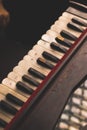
[0,2,87,130]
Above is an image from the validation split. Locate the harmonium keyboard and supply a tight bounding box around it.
[0,0,87,130]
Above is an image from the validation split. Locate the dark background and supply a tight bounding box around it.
[0,0,86,82]
[2,0,80,83]
[0,0,69,82]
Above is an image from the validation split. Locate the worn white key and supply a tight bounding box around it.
[32,44,63,60]
[13,65,42,83]
[2,78,30,98]
[28,49,55,65]
[7,71,37,90]
[42,33,56,43]
[23,55,51,74]
[18,59,48,76]
[46,29,74,44]
[62,12,87,23]
[0,84,27,103]
[37,40,64,58]
[28,46,59,65]
[46,29,58,37]
[58,16,86,30]
[41,34,69,50]
[51,17,82,36]
[51,22,81,38]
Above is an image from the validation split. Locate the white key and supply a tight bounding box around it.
[41,34,69,49]
[23,55,51,74]
[0,93,16,119]
[37,40,64,58]
[51,22,81,38]
[42,33,56,43]
[46,29,74,43]
[0,84,27,102]
[0,92,20,110]
[62,12,87,23]
[7,71,37,90]
[18,59,48,76]
[51,17,82,36]
[0,111,11,123]
[2,78,30,98]
[58,16,86,30]
[28,45,59,65]
[33,44,64,59]
[46,29,58,37]
[13,65,42,83]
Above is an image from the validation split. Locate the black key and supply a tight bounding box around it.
[72,17,87,27]
[0,118,8,128]
[55,36,72,47]
[67,22,84,32]
[69,0,87,12]
[0,100,18,115]
[6,93,24,106]
[60,30,77,41]
[22,75,40,87]
[16,81,34,94]
[50,42,67,53]
[37,57,54,69]
[42,51,59,63]
[28,68,46,80]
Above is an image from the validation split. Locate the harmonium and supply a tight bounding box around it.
[0,0,87,130]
